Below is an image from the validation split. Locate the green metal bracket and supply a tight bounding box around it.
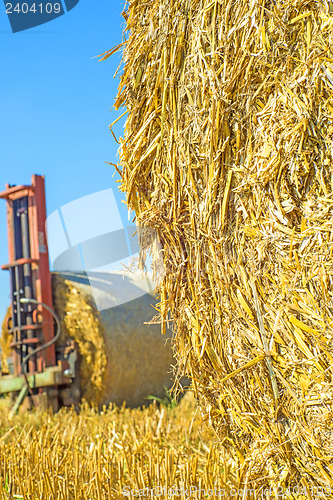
[0,367,71,394]
[8,385,28,420]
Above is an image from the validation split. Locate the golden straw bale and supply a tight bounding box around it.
[110,0,333,491]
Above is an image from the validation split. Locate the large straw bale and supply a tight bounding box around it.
[110,0,333,492]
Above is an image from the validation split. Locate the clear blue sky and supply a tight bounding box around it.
[0,0,129,320]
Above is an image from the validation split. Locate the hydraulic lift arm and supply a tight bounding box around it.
[0,175,78,413]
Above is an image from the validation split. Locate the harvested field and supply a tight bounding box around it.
[0,395,247,500]
[107,0,333,493]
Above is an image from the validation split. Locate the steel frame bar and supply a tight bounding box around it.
[0,175,56,377]
[0,366,71,394]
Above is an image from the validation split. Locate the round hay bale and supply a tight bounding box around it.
[112,0,333,491]
[1,272,177,408]
[53,271,176,407]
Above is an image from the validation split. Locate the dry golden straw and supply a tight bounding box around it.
[52,274,107,404]
[0,394,242,499]
[0,307,12,375]
[108,0,333,492]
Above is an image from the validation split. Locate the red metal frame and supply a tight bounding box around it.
[0,175,56,375]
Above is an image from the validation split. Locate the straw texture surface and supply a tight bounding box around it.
[110,0,333,492]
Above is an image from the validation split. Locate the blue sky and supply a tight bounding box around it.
[0,1,130,320]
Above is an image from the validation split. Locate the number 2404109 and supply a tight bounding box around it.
[6,3,62,14]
